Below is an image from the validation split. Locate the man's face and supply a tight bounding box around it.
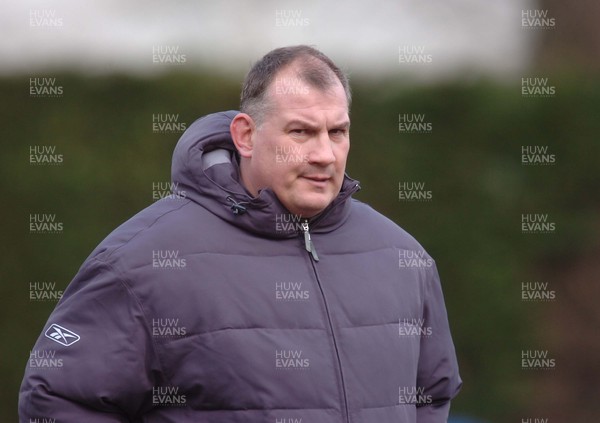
[247,68,350,218]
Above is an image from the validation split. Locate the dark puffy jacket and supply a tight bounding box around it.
[19,111,461,423]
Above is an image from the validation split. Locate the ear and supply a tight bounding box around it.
[230,113,255,158]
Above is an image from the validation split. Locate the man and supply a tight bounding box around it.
[20,45,461,422]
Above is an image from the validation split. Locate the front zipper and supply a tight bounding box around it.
[301,220,319,261]
[301,220,351,423]
[302,245,350,422]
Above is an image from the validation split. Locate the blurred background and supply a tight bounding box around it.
[1,0,599,421]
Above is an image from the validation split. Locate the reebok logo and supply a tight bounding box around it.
[45,324,80,346]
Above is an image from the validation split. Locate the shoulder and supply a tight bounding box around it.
[346,199,431,257]
[83,198,213,272]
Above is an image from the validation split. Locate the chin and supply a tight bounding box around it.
[290,197,335,218]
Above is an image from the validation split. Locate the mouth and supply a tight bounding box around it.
[301,175,332,188]
[303,175,331,181]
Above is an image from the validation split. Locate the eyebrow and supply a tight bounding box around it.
[283,119,350,130]
[332,120,351,129]
[284,119,319,131]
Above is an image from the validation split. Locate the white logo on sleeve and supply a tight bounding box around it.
[45,323,80,346]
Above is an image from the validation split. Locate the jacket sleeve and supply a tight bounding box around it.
[416,261,462,423]
[19,258,159,423]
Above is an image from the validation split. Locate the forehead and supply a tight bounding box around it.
[266,66,349,123]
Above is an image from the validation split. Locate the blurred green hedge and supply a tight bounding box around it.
[1,72,598,422]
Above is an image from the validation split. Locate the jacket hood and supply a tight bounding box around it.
[171,110,360,238]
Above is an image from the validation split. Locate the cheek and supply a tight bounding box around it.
[268,157,299,190]
[334,143,349,168]
[253,140,278,176]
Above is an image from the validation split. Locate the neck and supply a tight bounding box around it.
[238,159,259,197]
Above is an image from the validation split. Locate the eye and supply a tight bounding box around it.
[290,128,309,137]
[329,128,347,136]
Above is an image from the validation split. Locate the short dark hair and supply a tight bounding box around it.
[240,45,351,124]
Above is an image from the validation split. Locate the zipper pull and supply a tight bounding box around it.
[301,220,319,261]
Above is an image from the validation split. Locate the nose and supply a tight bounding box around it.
[307,130,336,166]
